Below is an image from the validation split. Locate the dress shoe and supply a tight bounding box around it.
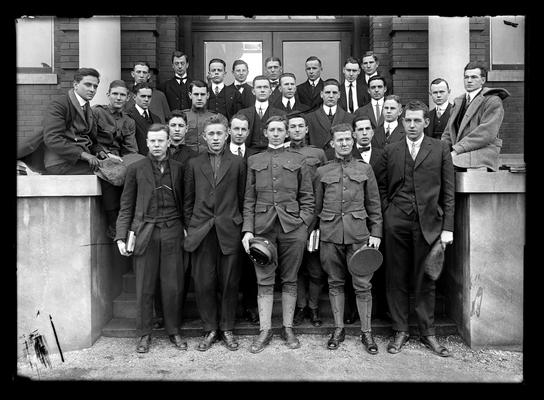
[169,334,187,350]
[197,330,218,352]
[293,307,307,326]
[136,334,151,353]
[420,335,451,357]
[280,327,301,349]
[344,310,359,325]
[387,331,410,354]
[220,330,239,351]
[360,331,378,355]
[327,327,345,350]
[245,308,259,325]
[309,308,322,327]
[153,317,164,330]
[249,329,273,354]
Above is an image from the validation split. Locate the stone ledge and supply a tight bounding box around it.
[455,171,525,193]
[17,175,102,197]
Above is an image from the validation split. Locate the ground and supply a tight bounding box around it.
[15,333,522,383]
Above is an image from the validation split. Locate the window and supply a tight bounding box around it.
[489,16,524,81]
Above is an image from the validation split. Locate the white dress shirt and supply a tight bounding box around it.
[212,82,225,95]
[406,134,424,160]
[230,142,246,157]
[309,77,321,87]
[175,74,187,84]
[135,103,148,118]
[344,80,359,111]
[356,143,372,163]
[323,105,337,116]
[365,72,378,84]
[435,102,449,118]
[466,88,483,104]
[372,98,384,121]
[383,120,398,135]
[255,100,269,115]
[74,91,87,108]
[282,97,295,109]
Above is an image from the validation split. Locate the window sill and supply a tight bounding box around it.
[17,73,58,85]
[488,70,524,82]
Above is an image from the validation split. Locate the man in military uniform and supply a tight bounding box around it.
[242,115,315,353]
[285,113,327,327]
[314,123,383,353]
[183,80,219,154]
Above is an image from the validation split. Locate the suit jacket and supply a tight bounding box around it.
[43,89,98,169]
[353,101,385,129]
[376,136,455,246]
[238,105,286,150]
[125,86,171,124]
[115,156,184,255]
[159,76,192,112]
[441,87,509,171]
[126,106,160,155]
[271,95,310,114]
[425,103,452,139]
[297,79,324,112]
[183,150,247,254]
[169,144,198,168]
[228,82,255,109]
[208,84,244,121]
[372,123,405,149]
[268,84,282,105]
[306,106,354,150]
[339,80,370,113]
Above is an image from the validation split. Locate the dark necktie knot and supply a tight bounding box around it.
[359,146,371,152]
[235,84,242,90]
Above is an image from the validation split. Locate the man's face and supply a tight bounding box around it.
[172,55,189,76]
[265,61,282,81]
[321,84,340,107]
[264,121,288,146]
[229,118,249,145]
[383,99,402,122]
[287,117,308,142]
[368,79,386,100]
[107,86,129,110]
[402,109,429,142]
[134,88,152,109]
[168,116,187,144]
[253,79,272,102]
[131,64,150,84]
[203,123,228,152]
[430,81,451,106]
[209,62,226,84]
[353,119,374,146]
[189,86,209,109]
[361,55,379,76]
[146,129,170,159]
[305,60,322,81]
[331,130,354,157]
[464,68,486,93]
[233,63,249,83]
[343,62,361,83]
[279,76,296,99]
[74,75,99,101]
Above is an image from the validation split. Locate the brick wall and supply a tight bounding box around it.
[470,17,489,65]
[369,16,392,89]
[157,16,179,86]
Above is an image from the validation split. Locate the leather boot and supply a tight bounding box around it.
[257,294,274,331]
[329,292,345,328]
[282,291,298,328]
[355,295,372,333]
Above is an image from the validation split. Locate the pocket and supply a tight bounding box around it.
[347,172,368,183]
[351,210,368,220]
[320,174,340,185]
[285,202,300,214]
[252,162,269,172]
[319,211,335,221]
[233,214,243,225]
[255,204,268,213]
[282,162,302,172]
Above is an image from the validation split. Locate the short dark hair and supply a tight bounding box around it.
[343,56,361,67]
[188,79,209,93]
[264,56,282,66]
[305,56,322,66]
[322,78,340,89]
[132,82,152,95]
[279,72,297,85]
[232,59,249,71]
[403,100,429,119]
[203,114,229,133]
[368,75,386,87]
[287,112,308,126]
[362,51,379,62]
[108,80,128,91]
[171,51,189,63]
[208,58,226,69]
[133,61,150,70]
[253,75,270,86]
[230,113,249,125]
[74,68,100,83]
[430,77,450,91]
[167,109,187,124]
[464,61,488,79]
[331,123,353,139]
[264,115,288,131]
[147,123,169,137]
[384,94,402,107]
[352,115,373,130]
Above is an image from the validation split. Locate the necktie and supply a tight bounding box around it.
[143,110,151,123]
[286,100,292,112]
[375,101,381,123]
[328,108,334,123]
[360,146,370,152]
[235,84,242,91]
[385,125,391,139]
[348,83,354,113]
[83,103,90,123]
[310,80,315,95]
[271,81,278,91]
[237,147,243,157]
[258,106,263,119]
[436,108,442,118]
[214,86,219,95]
[410,141,417,160]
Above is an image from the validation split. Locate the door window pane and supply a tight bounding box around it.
[204,41,263,86]
[490,16,524,69]
[16,16,54,71]
[282,41,341,83]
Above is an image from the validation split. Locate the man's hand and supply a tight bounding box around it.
[451,150,458,158]
[368,236,381,249]
[183,229,187,238]
[81,152,100,170]
[97,151,108,160]
[107,153,123,162]
[440,230,453,250]
[116,240,130,256]
[242,232,254,253]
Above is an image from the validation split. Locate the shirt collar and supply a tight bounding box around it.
[436,102,449,112]
[467,88,483,103]
[356,143,371,151]
[282,96,293,107]
[345,80,356,88]
[175,74,187,80]
[372,98,384,106]
[148,151,169,164]
[384,120,398,131]
[255,100,269,110]
[213,82,225,92]
[230,142,245,154]
[309,77,321,85]
[135,104,147,116]
[74,91,87,108]
[406,134,424,149]
[365,72,377,83]
[268,143,285,150]
[323,105,337,115]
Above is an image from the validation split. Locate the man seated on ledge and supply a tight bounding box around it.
[441,61,510,172]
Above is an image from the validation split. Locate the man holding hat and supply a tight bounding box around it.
[314,123,383,353]
[242,115,315,353]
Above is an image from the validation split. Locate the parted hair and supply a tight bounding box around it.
[74,68,100,83]
[132,82,152,95]
[167,109,188,124]
[264,115,288,130]
[330,123,353,138]
[202,113,229,132]
[403,100,429,119]
[464,61,488,79]
[147,123,169,137]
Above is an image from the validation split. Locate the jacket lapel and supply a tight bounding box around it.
[458,93,484,136]
[414,136,432,169]
[199,154,216,187]
[216,151,232,185]
[316,108,331,140]
[68,89,87,126]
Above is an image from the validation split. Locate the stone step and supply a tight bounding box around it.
[102,316,458,338]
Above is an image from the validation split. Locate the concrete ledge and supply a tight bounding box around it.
[17,175,102,197]
[455,171,525,193]
[17,73,58,85]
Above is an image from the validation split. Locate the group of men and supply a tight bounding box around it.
[25,48,509,358]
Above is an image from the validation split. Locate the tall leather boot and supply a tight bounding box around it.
[281,291,301,349]
[327,292,346,349]
[356,295,378,354]
[250,293,274,353]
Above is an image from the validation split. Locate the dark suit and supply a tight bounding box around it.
[238,104,286,151]
[115,155,185,337]
[297,79,324,112]
[268,83,282,105]
[425,103,452,139]
[208,84,244,121]
[306,106,354,150]
[376,136,454,335]
[184,150,246,332]
[271,95,310,114]
[353,101,385,130]
[228,82,255,109]
[159,76,192,112]
[339,80,370,114]
[126,106,160,156]
[372,123,405,149]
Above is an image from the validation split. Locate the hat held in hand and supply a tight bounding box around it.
[248,236,276,266]
[423,239,445,281]
[348,244,383,277]
[94,157,127,186]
